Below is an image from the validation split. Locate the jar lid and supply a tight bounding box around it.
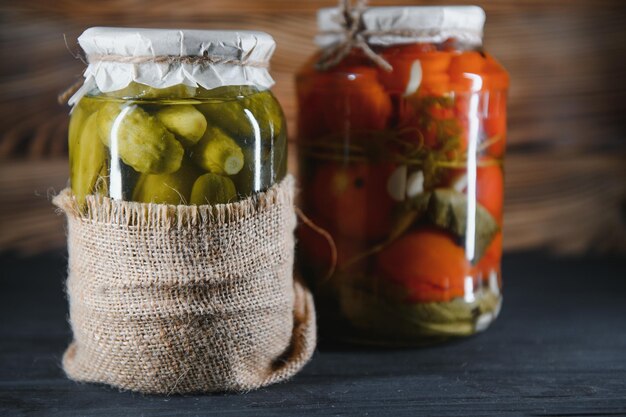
[69,27,276,105]
[316,6,485,48]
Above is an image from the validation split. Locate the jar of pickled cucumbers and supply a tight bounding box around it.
[296,6,509,344]
[68,28,286,207]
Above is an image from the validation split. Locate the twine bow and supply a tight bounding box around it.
[316,0,393,72]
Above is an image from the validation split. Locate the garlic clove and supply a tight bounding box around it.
[489,270,500,296]
[406,170,425,198]
[475,313,494,332]
[403,60,422,97]
[387,165,407,201]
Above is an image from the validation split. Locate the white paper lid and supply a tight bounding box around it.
[69,27,276,105]
[316,6,485,48]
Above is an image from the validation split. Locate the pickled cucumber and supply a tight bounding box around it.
[70,112,107,207]
[191,126,244,175]
[97,104,184,174]
[232,133,287,197]
[190,173,237,205]
[251,90,285,140]
[68,103,90,175]
[70,84,287,205]
[96,102,122,147]
[156,105,207,147]
[198,90,284,142]
[132,160,201,205]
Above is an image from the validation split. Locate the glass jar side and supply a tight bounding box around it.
[296,43,509,345]
[68,83,287,207]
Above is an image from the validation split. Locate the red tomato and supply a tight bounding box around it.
[377,227,471,303]
[297,89,327,140]
[449,51,487,93]
[483,91,507,157]
[482,53,510,91]
[475,232,503,277]
[311,162,395,240]
[476,165,504,221]
[297,64,392,136]
[321,67,392,133]
[444,164,504,221]
[379,45,453,96]
[378,43,436,93]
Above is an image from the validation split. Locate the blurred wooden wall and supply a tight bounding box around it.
[1,0,625,255]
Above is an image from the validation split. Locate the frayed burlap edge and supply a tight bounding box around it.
[54,176,297,230]
[53,175,317,394]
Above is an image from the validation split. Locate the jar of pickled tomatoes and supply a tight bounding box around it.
[296,6,509,344]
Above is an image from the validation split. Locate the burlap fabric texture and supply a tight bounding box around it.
[52,175,316,394]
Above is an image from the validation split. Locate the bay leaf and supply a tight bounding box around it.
[338,285,477,338]
[424,188,499,262]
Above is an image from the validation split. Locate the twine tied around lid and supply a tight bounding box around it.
[316,0,485,72]
[316,0,393,72]
[85,52,270,68]
[58,49,269,104]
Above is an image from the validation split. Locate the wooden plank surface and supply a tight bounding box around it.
[2,251,625,416]
[0,0,625,254]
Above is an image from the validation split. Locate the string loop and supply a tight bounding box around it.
[316,0,393,72]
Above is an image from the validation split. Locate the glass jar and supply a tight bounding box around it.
[296,6,509,344]
[67,28,286,207]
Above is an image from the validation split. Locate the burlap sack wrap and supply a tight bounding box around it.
[53,176,316,394]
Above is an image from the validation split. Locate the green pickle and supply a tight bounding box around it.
[190,173,237,205]
[68,105,89,187]
[199,89,284,142]
[97,104,184,174]
[232,134,287,197]
[156,105,207,147]
[196,86,288,196]
[69,82,286,207]
[70,112,107,206]
[191,126,244,175]
[95,102,121,147]
[132,160,201,205]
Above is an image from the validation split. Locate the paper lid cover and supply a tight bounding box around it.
[70,27,276,105]
[316,6,486,47]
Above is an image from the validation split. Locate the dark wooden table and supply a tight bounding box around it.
[1,251,625,416]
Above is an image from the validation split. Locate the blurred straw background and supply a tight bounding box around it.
[0,0,625,256]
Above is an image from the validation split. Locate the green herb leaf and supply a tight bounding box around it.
[337,283,500,339]
[427,188,499,261]
[405,188,498,262]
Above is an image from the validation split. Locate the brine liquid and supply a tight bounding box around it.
[68,84,287,207]
[297,86,506,344]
